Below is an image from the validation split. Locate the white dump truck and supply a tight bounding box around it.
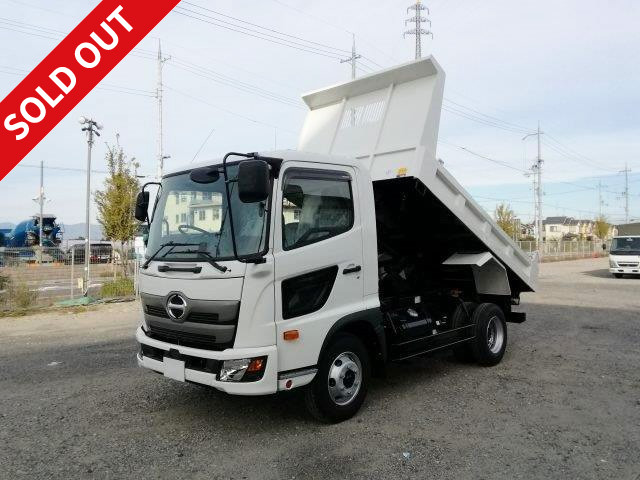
[134,57,537,422]
[609,235,640,277]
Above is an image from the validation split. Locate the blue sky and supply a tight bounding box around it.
[0,0,639,226]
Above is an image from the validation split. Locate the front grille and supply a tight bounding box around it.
[146,305,169,318]
[188,312,219,323]
[145,304,220,324]
[618,262,639,267]
[146,325,229,351]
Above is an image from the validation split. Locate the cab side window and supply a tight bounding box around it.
[282,169,354,250]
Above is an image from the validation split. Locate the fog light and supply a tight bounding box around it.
[219,357,267,382]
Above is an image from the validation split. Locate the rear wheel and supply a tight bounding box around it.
[305,333,370,423]
[470,303,507,366]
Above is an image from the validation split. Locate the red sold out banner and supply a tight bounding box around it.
[0,0,181,181]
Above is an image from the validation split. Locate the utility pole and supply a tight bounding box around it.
[38,160,44,247]
[597,180,608,218]
[620,163,631,224]
[79,116,102,296]
[340,33,361,80]
[340,34,362,126]
[523,122,544,253]
[156,40,170,180]
[404,0,432,59]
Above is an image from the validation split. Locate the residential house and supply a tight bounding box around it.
[543,216,595,241]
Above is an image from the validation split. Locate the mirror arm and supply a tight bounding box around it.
[140,181,162,227]
[222,153,254,262]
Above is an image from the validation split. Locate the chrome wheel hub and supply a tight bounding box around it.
[486,316,505,354]
[327,352,362,406]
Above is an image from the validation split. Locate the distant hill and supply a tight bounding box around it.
[61,223,104,241]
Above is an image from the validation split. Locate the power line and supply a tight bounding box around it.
[164,84,298,136]
[442,104,532,135]
[172,7,344,60]
[168,57,302,108]
[439,140,528,173]
[267,0,396,67]
[443,98,531,133]
[544,133,617,172]
[181,1,351,54]
[0,65,156,98]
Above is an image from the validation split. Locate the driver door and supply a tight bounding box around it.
[274,162,364,372]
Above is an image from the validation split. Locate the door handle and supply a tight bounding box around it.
[343,265,361,275]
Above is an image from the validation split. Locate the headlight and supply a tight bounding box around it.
[219,357,267,382]
[609,259,617,268]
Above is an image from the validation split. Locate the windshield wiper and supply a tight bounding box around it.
[141,241,202,269]
[181,249,228,273]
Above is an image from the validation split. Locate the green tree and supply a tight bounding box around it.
[495,203,518,239]
[594,216,610,240]
[94,144,140,276]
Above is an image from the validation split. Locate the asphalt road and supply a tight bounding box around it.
[1,257,639,479]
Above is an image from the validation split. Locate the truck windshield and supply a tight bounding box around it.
[146,164,269,262]
[611,237,640,254]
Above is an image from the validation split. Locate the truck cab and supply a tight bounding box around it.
[135,57,537,422]
[609,236,640,277]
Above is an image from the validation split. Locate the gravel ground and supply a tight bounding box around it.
[1,257,639,479]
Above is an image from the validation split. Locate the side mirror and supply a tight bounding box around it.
[135,191,150,222]
[238,160,270,203]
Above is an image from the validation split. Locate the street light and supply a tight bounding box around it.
[79,116,102,296]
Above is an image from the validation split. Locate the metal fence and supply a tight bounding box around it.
[0,245,138,312]
[518,240,610,261]
[0,240,610,312]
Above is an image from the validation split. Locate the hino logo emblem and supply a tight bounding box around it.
[166,293,188,321]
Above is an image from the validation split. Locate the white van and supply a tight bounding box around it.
[609,236,640,278]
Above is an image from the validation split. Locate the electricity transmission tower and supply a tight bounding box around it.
[156,40,171,180]
[404,0,432,59]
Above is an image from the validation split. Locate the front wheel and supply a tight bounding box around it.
[470,303,508,366]
[305,333,370,423]
[613,273,623,279]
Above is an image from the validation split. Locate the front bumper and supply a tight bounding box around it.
[609,267,640,275]
[136,327,278,395]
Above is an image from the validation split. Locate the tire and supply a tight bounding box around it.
[451,301,477,362]
[305,333,370,423]
[614,273,623,279]
[470,303,508,366]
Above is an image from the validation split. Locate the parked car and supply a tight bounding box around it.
[67,243,113,264]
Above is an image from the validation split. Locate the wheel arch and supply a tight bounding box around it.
[319,308,387,376]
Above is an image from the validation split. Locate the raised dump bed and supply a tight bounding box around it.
[298,57,537,294]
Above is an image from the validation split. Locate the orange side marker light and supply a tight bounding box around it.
[283,330,299,341]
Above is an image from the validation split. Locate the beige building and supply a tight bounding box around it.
[543,216,615,241]
[162,191,223,234]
